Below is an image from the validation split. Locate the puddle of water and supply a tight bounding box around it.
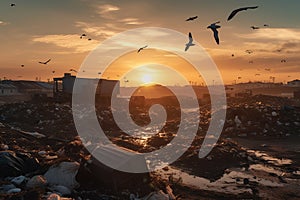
[156,164,285,195]
[247,150,292,166]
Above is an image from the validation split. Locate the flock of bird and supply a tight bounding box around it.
[9,2,290,81]
[186,6,259,48]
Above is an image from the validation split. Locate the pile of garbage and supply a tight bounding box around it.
[223,95,300,138]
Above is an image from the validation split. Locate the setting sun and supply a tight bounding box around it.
[141,74,153,84]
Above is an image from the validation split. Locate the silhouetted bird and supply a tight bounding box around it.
[245,50,253,54]
[186,16,198,21]
[232,54,235,57]
[98,72,102,75]
[21,65,24,67]
[227,6,258,21]
[88,38,92,41]
[80,34,86,39]
[70,69,77,73]
[281,59,287,63]
[38,59,51,65]
[137,45,148,53]
[207,21,221,45]
[250,26,260,30]
[10,3,16,7]
[263,24,269,27]
[52,70,55,73]
[185,32,195,51]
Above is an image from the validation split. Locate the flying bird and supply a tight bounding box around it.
[185,32,195,51]
[80,33,86,39]
[250,26,260,30]
[245,50,253,54]
[10,3,16,7]
[70,69,77,73]
[137,45,148,53]
[232,54,235,57]
[186,16,198,21]
[38,59,51,65]
[227,6,258,21]
[263,24,269,27]
[207,21,221,45]
[21,65,24,67]
[88,38,92,41]
[281,59,287,63]
[52,70,55,73]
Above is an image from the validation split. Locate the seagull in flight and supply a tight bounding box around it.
[186,16,198,21]
[207,21,221,45]
[185,32,195,51]
[137,45,148,53]
[39,59,51,65]
[227,6,258,21]
[250,26,260,30]
[10,3,16,7]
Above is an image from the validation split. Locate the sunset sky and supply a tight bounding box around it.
[0,0,299,85]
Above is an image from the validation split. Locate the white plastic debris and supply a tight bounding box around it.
[271,111,278,117]
[47,193,60,200]
[11,175,26,185]
[7,188,21,194]
[142,190,169,200]
[44,162,80,189]
[26,175,47,189]
[234,116,242,128]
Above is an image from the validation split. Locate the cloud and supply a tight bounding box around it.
[119,18,144,25]
[75,22,118,39]
[97,4,120,19]
[32,34,99,53]
[0,21,8,26]
[238,28,300,41]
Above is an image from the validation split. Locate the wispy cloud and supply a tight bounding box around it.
[238,28,300,41]
[32,34,99,53]
[0,20,8,26]
[97,4,120,19]
[119,18,144,25]
[75,21,118,39]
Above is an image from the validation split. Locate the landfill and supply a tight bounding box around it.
[0,94,300,199]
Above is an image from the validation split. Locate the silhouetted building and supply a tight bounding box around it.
[287,79,300,87]
[0,84,18,96]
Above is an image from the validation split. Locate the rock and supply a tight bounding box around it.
[26,175,47,189]
[7,188,21,194]
[11,175,26,185]
[44,162,80,189]
[50,185,72,196]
